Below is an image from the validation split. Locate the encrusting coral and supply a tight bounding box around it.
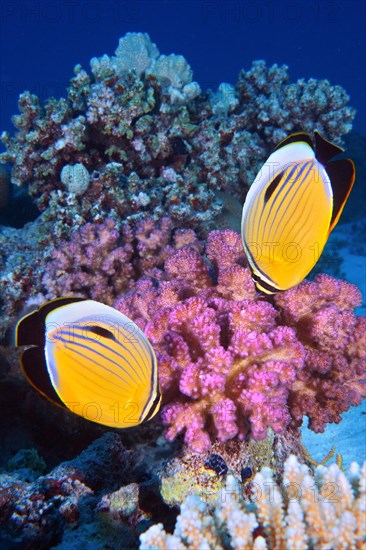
[115,230,366,453]
[0,434,136,548]
[139,454,366,550]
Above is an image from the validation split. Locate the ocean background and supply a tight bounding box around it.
[0,1,365,547]
[1,0,365,135]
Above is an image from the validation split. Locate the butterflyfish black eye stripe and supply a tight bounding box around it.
[16,298,161,429]
[264,172,283,204]
[86,325,116,339]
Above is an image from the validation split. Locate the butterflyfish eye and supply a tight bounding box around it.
[15,298,161,428]
[241,131,356,294]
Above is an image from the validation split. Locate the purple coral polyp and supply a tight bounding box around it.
[114,230,366,453]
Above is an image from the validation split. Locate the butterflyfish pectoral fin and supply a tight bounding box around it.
[15,298,161,428]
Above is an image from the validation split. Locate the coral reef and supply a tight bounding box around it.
[0,30,363,550]
[0,32,357,338]
[0,32,219,229]
[140,454,366,550]
[0,33,354,233]
[115,230,366,453]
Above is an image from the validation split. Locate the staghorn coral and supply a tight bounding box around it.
[139,454,366,550]
[114,230,366,453]
[0,33,355,232]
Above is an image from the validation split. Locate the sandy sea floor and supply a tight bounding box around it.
[302,219,366,468]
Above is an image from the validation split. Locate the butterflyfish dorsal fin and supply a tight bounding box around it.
[16,297,85,347]
[20,345,66,408]
[273,132,314,152]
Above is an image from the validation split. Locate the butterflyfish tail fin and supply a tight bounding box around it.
[314,130,344,165]
[326,158,356,233]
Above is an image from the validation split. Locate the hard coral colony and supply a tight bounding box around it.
[140,454,366,550]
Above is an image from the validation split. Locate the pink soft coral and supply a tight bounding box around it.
[114,230,365,453]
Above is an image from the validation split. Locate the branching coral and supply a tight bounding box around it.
[41,217,200,306]
[0,33,219,229]
[140,454,366,550]
[115,230,366,453]
[42,218,135,304]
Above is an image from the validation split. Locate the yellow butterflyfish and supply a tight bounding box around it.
[16,298,161,427]
[241,131,355,294]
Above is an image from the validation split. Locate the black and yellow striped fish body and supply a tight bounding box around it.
[16,298,161,428]
[241,131,355,294]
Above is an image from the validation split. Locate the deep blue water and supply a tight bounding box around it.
[0,0,365,136]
